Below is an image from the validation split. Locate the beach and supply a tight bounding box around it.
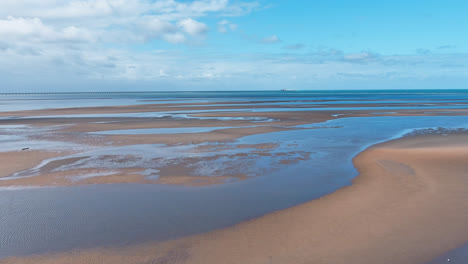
[1,92,468,262]
[3,0,468,261]
[1,99,467,187]
[2,133,467,264]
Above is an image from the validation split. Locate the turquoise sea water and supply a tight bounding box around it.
[1,90,468,112]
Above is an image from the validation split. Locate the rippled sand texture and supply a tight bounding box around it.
[3,133,468,264]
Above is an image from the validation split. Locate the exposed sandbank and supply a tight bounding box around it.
[2,134,468,264]
[1,100,467,117]
[1,103,468,187]
[0,151,67,179]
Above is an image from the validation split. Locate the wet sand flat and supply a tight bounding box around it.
[0,151,68,179]
[1,100,468,118]
[1,103,468,187]
[2,134,468,264]
[1,94,468,261]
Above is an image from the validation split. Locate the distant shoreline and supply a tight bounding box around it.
[2,88,468,96]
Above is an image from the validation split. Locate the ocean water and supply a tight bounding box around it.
[1,89,468,112]
[0,90,468,258]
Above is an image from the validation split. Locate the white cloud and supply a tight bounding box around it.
[221,1,261,17]
[0,0,259,21]
[261,35,280,44]
[61,26,96,42]
[162,33,187,44]
[37,0,115,19]
[0,0,256,45]
[145,18,177,35]
[0,17,52,39]
[0,0,129,19]
[177,18,208,36]
[138,17,207,43]
[2,43,468,92]
[0,16,95,44]
[284,43,305,50]
[342,52,377,62]
[229,23,238,31]
[218,19,229,33]
[1,1,466,92]
[218,19,237,33]
[159,69,168,77]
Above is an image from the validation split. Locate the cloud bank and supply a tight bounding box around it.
[0,0,467,92]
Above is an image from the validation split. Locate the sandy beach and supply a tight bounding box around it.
[1,100,468,188]
[2,133,467,264]
[2,0,468,261]
[1,100,468,117]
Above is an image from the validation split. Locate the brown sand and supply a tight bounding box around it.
[1,100,467,118]
[0,151,68,178]
[105,125,301,145]
[0,110,335,129]
[1,104,467,187]
[0,102,350,117]
[0,147,309,187]
[2,134,468,264]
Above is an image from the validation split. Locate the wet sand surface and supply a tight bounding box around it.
[2,100,468,117]
[0,151,67,179]
[1,94,468,261]
[1,101,467,187]
[0,121,312,187]
[2,133,467,264]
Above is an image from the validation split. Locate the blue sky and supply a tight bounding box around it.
[0,0,467,92]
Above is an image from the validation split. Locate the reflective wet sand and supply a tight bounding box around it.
[1,92,468,262]
[2,133,468,264]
